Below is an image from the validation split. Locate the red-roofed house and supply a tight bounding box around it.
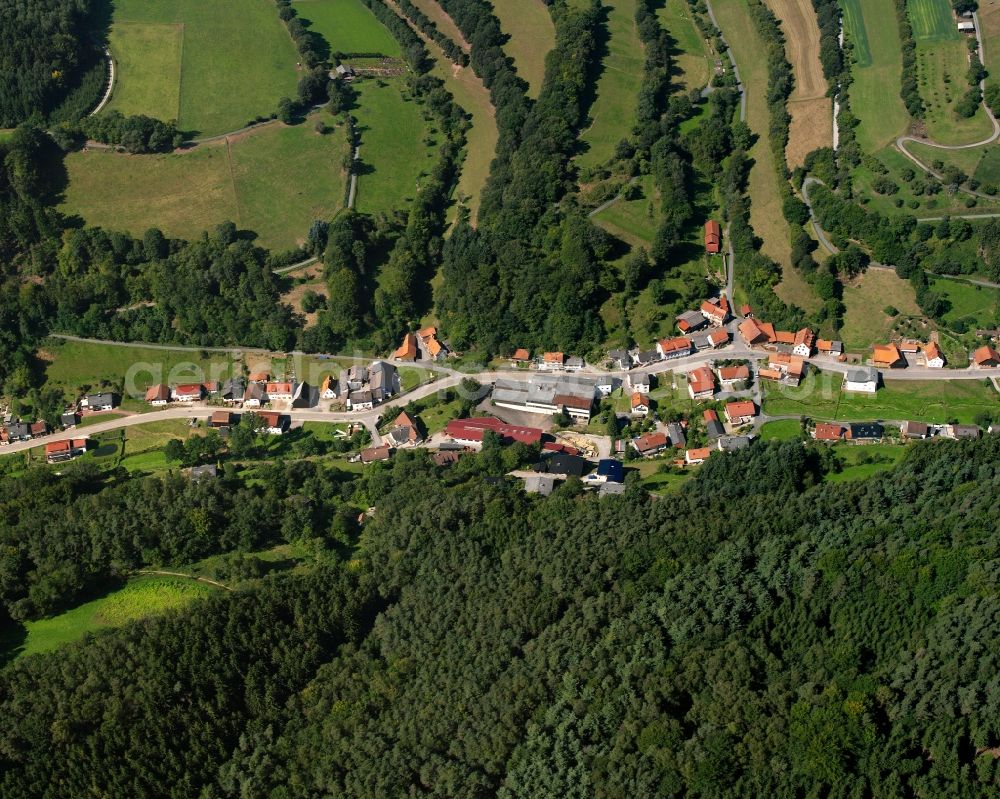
[739,318,769,346]
[873,344,904,368]
[393,333,418,361]
[656,337,693,360]
[630,392,650,416]
[704,220,721,254]
[45,438,88,463]
[632,431,669,456]
[265,382,294,400]
[257,411,288,435]
[540,352,565,371]
[973,345,1000,368]
[793,328,815,357]
[687,366,716,399]
[145,384,170,405]
[172,383,204,402]
[685,447,712,465]
[700,299,730,326]
[445,416,543,446]
[510,348,531,364]
[704,409,719,422]
[708,329,730,348]
[924,341,944,368]
[812,423,844,442]
[718,364,750,387]
[724,400,757,426]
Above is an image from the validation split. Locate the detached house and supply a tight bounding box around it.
[629,373,652,394]
[666,422,687,449]
[873,344,905,369]
[387,411,422,447]
[630,392,650,416]
[700,298,730,326]
[816,339,844,357]
[844,367,878,395]
[540,352,565,371]
[511,348,532,365]
[393,333,418,361]
[793,328,815,357]
[724,400,756,426]
[321,375,337,399]
[923,341,945,368]
[685,447,712,465]
[739,318,771,347]
[973,345,1000,368]
[243,382,266,408]
[45,438,88,464]
[84,392,116,411]
[145,384,170,406]
[718,364,750,388]
[172,383,203,402]
[656,337,693,360]
[704,219,722,254]
[265,382,294,401]
[687,366,716,400]
[676,310,707,334]
[704,409,726,440]
[632,431,669,457]
[221,377,245,404]
[257,411,288,435]
[812,423,844,442]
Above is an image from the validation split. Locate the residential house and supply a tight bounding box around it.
[596,376,615,397]
[900,340,921,356]
[766,353,806,385]
[524,474,557,496]
[565,356,584,372]
[685,447,712,465]
[45,438,88,464]
[687,366,716,399]
[394,333,418,361]
[717,435,752,452]
[29,421,47,438]
[628,373,652,394]
[943,424,981,439]
[812,423,844,442]
[60,412,78,429]
[444,416,543,446]
[666,422,687,449]
[873,344,905,369]
[540,352,565,371]
[265,382,294,401]
[739,303,753,318]
[816,339,844,357]
[739,318,771,347]
[348,389,374,410]
[631,392,650,416]
[847,422,884,443]
[704,409,726,440]
[586,459,624,484]
[387,411,422,447]
[704,219,721,254]
[718,364,750,388]
[346,365,368,390]
[6,421,30,441]
[725,400,756,426]
[172,383,203,402]
[657,337,693,360]
[248,371,270,384]
[973,345,1000,368]
[321,375,338,399]
[707,329,730,349]
[85,392,116,411]
[369,361,399,402]
[632,431,669,457]
[425,335,447,361]
[632,350,660,367]
[145,384,170,405]
[924,341,945,368]
[844,367,878,394]
[221,377,245,404]
[209,410,234,428]
[360,445,393,463]
[676,310,707,334]
[243,382,266,407]
[793,328,815,357]
[607,350,630,370]
[700,298,730,326]
[902,421,929,439]
[257,411,288,435]
[511,348,532,365]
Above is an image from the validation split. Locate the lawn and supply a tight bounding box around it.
[489,0,555,98]
[908,0,961,42]
[591,175,659,245]
[763,369,1000,423]
[826,442,909,482]
[105,0,300,137]
[38,338,235,402]
[758,418,805,440]
[658,0,713,92]
[915,39,994,145]
[932,275,1000,327]
[1,576,217,660]
[352,79,437,214]
[398,366,436,392]
[842,0,911,152]
[841,268,921,352]
[61,116,350,251]
[121,419,200,473]
[577,0,645,172]
[631,458,693,494]
[291,0,402,55]
[713,0,795,277]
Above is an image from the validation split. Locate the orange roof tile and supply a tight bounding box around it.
[394,333,418,360]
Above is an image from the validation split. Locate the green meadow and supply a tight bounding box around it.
[489,0,555,99]
[291,0,402,55]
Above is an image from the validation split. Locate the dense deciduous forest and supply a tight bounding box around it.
[3,438,1000,795]
[0,0,104,127]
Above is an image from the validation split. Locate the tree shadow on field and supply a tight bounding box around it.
[294,14,332,64]
[574,3,612,159]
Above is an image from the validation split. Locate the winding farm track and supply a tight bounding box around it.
[895,10,1000,191]
[89,49,116,117]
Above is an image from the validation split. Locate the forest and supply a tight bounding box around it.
[2,437,1000,795]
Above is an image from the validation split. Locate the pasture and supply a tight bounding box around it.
[841,268,921,352]
[291,0,402,55]
[982,0,1000,90]
[932,275,1000,328]
[105,0,300,137]
[908,0,960,42]
[591,175,659,245]
[489,0,555,98]
[658,0,713,92]
[842,0,910,152]
[61,117,350,251]
[121,420,202,473]
[2,576,217,659]
[765,0,832,167]
[352,79,437,214]
[712,0,795,279]
[916,39,994,144]
[577,0,645,172]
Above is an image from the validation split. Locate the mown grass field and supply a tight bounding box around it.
[353,79,437,214]
[489,0,555,98]
[841,268,921,352]
[121,419,201,473]
[932,275,1000,327]
[843,0,911,152]
[577,0,645,172]
[763,369,1000,422]
[764,0,832,167]
[916,39,994,144]
[591,175,659,244]
[39,338,236,400]
[1,576,217,659]
[658,0,713,91]
[292,0,402,55]
[105,0,300,137]
[908,0,960,42]
[982,0,1000,94]
[825,443,909,482]
[758,418,805,440]
[904,139,1000,187]
[713,0,795,277]
[61,118,350,251]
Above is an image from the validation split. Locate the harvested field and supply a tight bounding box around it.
[765,0,832,167]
